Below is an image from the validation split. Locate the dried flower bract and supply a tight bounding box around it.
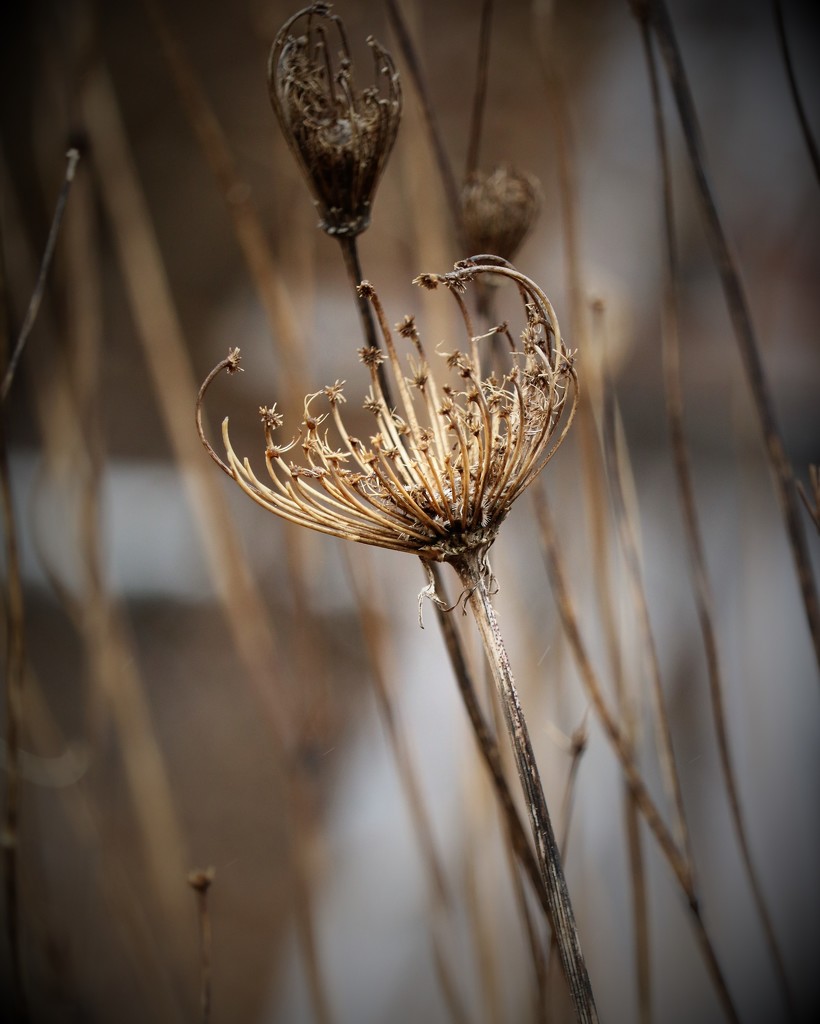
[268,3,402,237]
[198,259,577,564]
[461,165,542,262]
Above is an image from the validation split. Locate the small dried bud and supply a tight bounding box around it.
[260,405,284,429]
[460,165,542,261]
[188,867,215,893]
[358,345,385,368]
[268,4,402,237]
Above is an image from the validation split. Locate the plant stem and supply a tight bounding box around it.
[337,234,394,408]
[631,0,820,674]
[451,550,598,1024]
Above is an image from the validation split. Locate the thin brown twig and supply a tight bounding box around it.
[451,550,598,1024]
[532,11,653,1012]
[542,716,589,1018]
[797,465,820,533]
[0,145,81,1024]
[0,408,29,1024]
[1,136,29,1024]
[141,0,306,392]
[385,0,465,248]
[1,147,80,403]
[631,0,820,673]
[2,143,189,1021]
[462,832,503,1024]
[337,235,395,409]
[465,0,494,178]
[427,563,551,920]
[639,20,798,1020]
[535,490,742,1024]
[188,869,215,1024]
[83,63,335,1022]
[343,549,469,1024]
[480,604,549,1022]
[771,0,820,185]
[600,369,695,878]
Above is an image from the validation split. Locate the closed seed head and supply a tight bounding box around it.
[268,4,402,237]
[461,165,542,262]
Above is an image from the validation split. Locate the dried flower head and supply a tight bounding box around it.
[268,3,402,237]
[198,259,577,564]
[461,166,542,262]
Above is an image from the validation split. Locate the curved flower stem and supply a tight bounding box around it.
[451,550,598,1024]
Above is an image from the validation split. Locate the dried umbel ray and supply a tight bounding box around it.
[198,258,578,567]
[268,3,402,238]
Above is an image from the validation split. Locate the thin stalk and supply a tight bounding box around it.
[188,869,215,1024]
[344,549,469,1024]
[535,491,742,1024]
[0,414,28,1023]
[798,466,820,532]
[465,0,494,178]
[601,374,694,876]
[450,550,598,1024]
[427,562,551,921]
[142,0,306,393]
[1,147,80,403]
[639,19,798,1020]
[337,234,394,408]
[543,718,589,1015]
[385,0,464,247]
[462,835,503,1024]
[533,14,654,1009]
[771,0,820,185]
[631,0,820,673]
[1,138,28,1023]
[480,599,548,1021]
[0,146,80,1024]
[84,63,334,1022]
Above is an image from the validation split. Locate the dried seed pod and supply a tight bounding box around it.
[268,3,402,237]
[461,165,542,261]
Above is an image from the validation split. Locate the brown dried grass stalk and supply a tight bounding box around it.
[638,19,798,1019]
[630,0,820,672]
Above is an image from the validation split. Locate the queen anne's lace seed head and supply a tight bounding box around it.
[461,165,542,263]
[268,3,402,238]
[198,259,578,564]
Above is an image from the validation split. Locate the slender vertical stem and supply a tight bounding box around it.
[771,0,820,185]
[337,234,394,408]
[188,869,215,1024]
[385,0,465,247]
[451,550,598,1024]
[1,148,81,403]
[426,563,551,917]
[0,416,29,1024]
[630,0,820,673]
[465,0,493,178]
[639,20,798,1020]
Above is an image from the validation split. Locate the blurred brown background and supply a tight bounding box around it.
[1,1,819,1022]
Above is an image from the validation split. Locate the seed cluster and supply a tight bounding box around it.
[268,3,402,237]
[207,260,577,563]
